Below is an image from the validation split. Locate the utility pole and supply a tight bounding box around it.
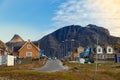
[95,35,99,72]
[71,39,75,60]
[62,41,65,58]
[65,39,68,57]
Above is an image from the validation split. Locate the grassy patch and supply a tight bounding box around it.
[0,61,120,80]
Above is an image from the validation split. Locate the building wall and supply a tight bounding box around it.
[77,46,84,53]
[19,41,39,59]
[13,52,19,57]
[94,46,114,62]
[96,46,103,54]
[106,46,114,54]
[0,50,4,55]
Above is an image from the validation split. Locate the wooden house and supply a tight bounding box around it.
[18,40,40,59]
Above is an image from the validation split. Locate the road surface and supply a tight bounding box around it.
[35,59,68,72]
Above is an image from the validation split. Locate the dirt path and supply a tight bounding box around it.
[34,59,68,72]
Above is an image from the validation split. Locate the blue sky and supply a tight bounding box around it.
[0,0,120,42]
[0,0,65,42]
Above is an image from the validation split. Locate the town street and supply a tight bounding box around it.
[35,59,68,72]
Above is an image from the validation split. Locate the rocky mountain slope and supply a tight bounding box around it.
[39,24,120,58]
[9,34,24,43]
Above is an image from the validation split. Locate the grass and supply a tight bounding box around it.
[0,61,120,80]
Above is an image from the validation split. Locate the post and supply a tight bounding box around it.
[71,39,75,60]
[95,35,99,72]
[65,39,68,57]
[62,41,65,58]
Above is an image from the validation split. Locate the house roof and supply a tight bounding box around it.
[8,41,39,52]
[18,40,40,52]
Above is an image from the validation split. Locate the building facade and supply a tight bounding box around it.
[18,40,40,59]
[94,45,114,62]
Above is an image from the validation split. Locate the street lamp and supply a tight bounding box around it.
[71,39,75,60]
[62,41,65,58]
[65,39,68,57]
[95,34,99,72]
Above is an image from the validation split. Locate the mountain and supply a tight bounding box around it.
[39,24,120,58]
[6,34,25,51]
[9,34,24,43]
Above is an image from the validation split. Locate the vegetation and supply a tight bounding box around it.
[0,61,120,80]
[113,44,120,52]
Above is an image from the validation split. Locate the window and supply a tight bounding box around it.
[98,48,101,52]
[107,47,113,54]
[27,44,32,49]
[26,52,32,57]
[97,46,103,54]
[108,48,111,52]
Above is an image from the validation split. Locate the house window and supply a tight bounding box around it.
[97,47,103,54]
[26,52,32,57]
[27,44,32,49]
[108,48,111,52]
[107,47,113,54]
[98,48,101,52]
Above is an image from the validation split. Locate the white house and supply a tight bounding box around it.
[94,45,114,62]
[106,46,113,54]
[96,46,103,54]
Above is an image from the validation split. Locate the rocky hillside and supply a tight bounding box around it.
[9,34,24,43]
[6,34,25,50]
[6,34,38,51]
[39,24,120,58]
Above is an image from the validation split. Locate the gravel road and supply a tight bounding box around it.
[35,59,68,72]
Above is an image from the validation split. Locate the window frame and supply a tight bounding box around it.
[27,44,32,49]
[26,52,32,57]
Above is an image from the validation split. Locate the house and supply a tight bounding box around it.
[0,47,8,55]
[18,40,40,59]
[77,46,85,54]
[0,48,4,55]
[115,53,120,63]
[94,45,114,62]
[77,45,115,63]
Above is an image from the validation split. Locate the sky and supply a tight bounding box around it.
[0,0,120,42]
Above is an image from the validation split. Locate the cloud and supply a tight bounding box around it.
[52,0,120,37]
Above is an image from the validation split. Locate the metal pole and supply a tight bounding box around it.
[65,39,68,57]
[62,41,64,58]
[71,39,75,60]
[96,35,99,72]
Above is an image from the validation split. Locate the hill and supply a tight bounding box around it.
[39,24,120,58]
